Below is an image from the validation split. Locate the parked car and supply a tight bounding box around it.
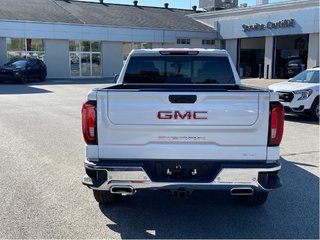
[285,58,305,78]
[269,67,319,120]
[0,58,47,84]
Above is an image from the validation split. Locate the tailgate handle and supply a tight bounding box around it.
[169,95,197,104]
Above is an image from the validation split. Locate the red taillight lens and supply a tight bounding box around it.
[268,102,284,146]
[82,101,96,144]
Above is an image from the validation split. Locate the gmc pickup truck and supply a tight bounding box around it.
[82,49,284,206]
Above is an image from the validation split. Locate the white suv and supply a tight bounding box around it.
[269,67,319,120]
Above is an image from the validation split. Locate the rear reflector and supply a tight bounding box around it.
[159,50,199,56]
[268,102,284,146]
[82,101,97,144]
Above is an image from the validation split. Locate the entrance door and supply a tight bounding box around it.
[70,53,80,77]
[275,34,309,79]
[239,37,265,78]
[81,53,91,77]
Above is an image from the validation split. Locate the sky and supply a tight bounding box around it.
[78,0,286,9]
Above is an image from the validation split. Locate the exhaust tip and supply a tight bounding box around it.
[230,188,254,196]
[110,186,135,195]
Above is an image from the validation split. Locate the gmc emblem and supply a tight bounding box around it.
[157,111,208,120]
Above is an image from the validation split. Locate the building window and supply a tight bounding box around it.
[122,42,153,63]
[123,42,133,63]
[177,38,191,45]
[6,38,45,61]
[221,40,226,49]
[142,42,153,49]
[202,39,215,45]
[69,41,101,77]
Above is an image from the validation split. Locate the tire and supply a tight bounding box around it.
[93,190,121,204]
[310,98,319,121]
[237,191,269,206]
[39,72,46,82]
[19,74,27,84]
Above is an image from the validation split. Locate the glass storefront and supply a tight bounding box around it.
[274,34,309,79]
[92,54,101,76]
[6,38,45,61]
[122,42,153,64]
[239,37,265,78]
[69,40,101,77]
[81,53,91,76]
[70,52,80,77]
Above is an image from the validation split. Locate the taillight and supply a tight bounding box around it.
[268,102,284,146]
[82,101,97,144]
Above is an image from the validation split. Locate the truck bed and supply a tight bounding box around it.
[96,83,269,92]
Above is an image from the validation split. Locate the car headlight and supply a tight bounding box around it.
[293,89,313,100]
[13,71,20,76]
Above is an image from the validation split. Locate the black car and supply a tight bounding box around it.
[0,58,47,84]
[285,58,305,78]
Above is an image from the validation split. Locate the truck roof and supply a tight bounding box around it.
[130,48,229,56]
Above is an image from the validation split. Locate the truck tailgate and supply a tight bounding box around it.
[97,90,270,161]
[107,91,259,126]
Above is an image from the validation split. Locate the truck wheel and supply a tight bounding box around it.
[237,192,269,206]
[310,98,319,121]
[93,190,121,204]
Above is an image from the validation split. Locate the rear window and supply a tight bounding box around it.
[123,56,235,84]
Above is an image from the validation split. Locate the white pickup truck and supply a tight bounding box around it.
[82,49,284,206]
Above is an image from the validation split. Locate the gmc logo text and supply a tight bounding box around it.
[157,111,208,120]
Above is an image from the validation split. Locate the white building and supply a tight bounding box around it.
[0,0,216,79]
[192,0,319,78]
[0,0,319,80]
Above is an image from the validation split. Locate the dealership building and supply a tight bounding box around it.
[193,0,319,79]
[0,0,319,79]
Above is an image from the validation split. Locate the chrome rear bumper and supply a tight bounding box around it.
[82,160,281,192]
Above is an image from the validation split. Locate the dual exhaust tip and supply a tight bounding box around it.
[230,187,254,196]
[110,185,254,196]
[110,186,135,195]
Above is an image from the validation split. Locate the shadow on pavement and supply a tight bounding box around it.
[286,160,318,168]
[0,83,53,95]
[36,78,115,85]
[285,114,319,125]
[99,158,319,239]
[0,77,114,86]
[0,78,114,94]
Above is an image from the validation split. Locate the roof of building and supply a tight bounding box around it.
[0,0,213,32]
[192,0,318,19]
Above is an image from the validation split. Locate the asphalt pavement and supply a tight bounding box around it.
[0,78,319,239]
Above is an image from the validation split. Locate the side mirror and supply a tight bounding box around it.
[113,73,119,83]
